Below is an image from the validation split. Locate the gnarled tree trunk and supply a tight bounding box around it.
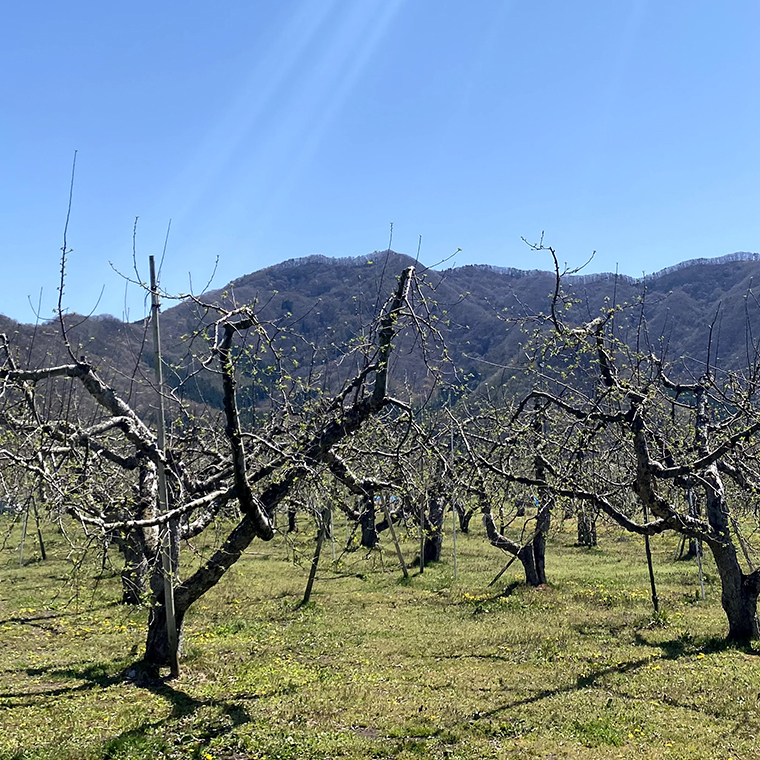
[532,500,550,586]
[703,466,760,641]
[114,460,159,605]
[576,507,597,547]
[359,491,378,548]
[710,540,760,641]
[423,492,445,563]
[454,500,474,533]
[116,530,151,605]
[480,489,548,588]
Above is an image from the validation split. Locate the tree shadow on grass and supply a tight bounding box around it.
[104,679,253,755]
[0,601,120,629]
[633,630,760,659]
[0,661,126,706]
[1,659,256,757]
[470,631,759,727]
[474,655,654,721]
[496,581,521,597]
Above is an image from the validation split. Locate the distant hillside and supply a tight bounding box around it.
[4,250,760,410]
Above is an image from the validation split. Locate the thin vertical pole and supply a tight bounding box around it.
[302,507,328,605]
[450,421,457,581]
[150,255,179,677]
[688,490,706,601]
[383,493,408,579]
[32,498,46,561]
[419,493,425,574]
[330,505,336,561]
[451,501,457,579]
[19,503,29,567]
[348,499,352,548]
[696,539,706,601]
[642,502,659,614]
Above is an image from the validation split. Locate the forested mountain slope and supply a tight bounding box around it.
[3,250,760,407]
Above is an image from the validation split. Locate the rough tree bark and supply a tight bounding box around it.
[576,507,597,547]
[483,247,760,640]
[422,489,445,563]
[454,500,474,533]
[140,266,416,669]
[458,244,760,641]
[0,265,419,672]
[359,491,378,549]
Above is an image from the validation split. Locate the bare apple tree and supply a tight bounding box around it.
[462,247,760,641]
[0,265,433,673]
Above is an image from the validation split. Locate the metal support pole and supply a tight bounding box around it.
[330,505,335,561]
[451,500,458,580]
[150,255,179,677]
[642,501,659,614]
[688,490,706,601]
[302,507,329,606]
[383,493,408,579]
[19,503,29,567]
[419,493,425,574]
[450,422,457,581]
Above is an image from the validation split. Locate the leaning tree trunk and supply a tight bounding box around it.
[702,464,760,641]
[481,496,543,587]
[139,266,416,671]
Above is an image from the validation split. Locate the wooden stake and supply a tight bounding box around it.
[488,553,519,588]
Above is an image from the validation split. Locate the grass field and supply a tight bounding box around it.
[1,512,758,760]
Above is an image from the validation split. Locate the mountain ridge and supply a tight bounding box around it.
[4,250,760,409]
[255,249,760,287]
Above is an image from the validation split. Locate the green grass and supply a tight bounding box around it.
[1,515,758,759]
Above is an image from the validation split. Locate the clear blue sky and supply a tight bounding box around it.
[3,1,760,322]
